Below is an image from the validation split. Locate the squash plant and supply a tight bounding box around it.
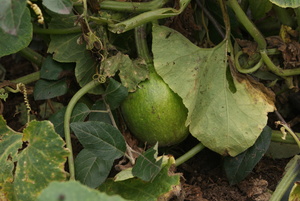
[1,0,300,200]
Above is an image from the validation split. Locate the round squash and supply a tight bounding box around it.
[121,70,189,146]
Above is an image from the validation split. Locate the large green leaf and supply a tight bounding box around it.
[70,121,126,160]
[37,181,129,201]
[269,0,300,8]
[42,0,72,14]
[0,6,32,57]
[152,25,275,156]
[0,118,69,201]
[0,0,27,35]
[75,149,113,188]
[99,156,180,201]
[224,126,272,185]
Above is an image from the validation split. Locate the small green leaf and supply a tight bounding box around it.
[75,149,113,188]
[40,55,74,80]
[34,79,68,100]
[132,144,162,182]
[224,126,272,185]
[37,181,129,201]
[0,7,32,57]
[102,52,148,92]
[49,103,90,136]
[70,121,126,159]
[269,0,300,8]
[249,0,273,20]
[105,78,128,110]
[99,156,180,201]
[42,0,72,14]
[289,181,300,201]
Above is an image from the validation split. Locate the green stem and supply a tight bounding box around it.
[271,130,299,144]
[235,51,263,74]
[18,47,44,67]
[175,143,205,166]
[99,0,169,12]
[64,80,102,180]
[33,25,85,35]
[269,155,300,201]
[134,25,152,64]
[10,71,41,84]
[260,50,300,76]
[273,5,295,27]
[109,0,191,33]
[227,0,266,49]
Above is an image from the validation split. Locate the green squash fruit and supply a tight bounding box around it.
[121,70,189,146]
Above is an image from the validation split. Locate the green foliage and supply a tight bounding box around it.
[224,126,272,185]
[37,181,129,201]
[99,156,180,201]
[1,0,300,200]
[0,116,69,200]
[75,149,114,188]
[42,0,72,15]
[101,52,149,92]
[49,102,91,136]
[0,4,32,57]
[132,144,163,181]
[269,0,300,8]
[104,78,128,110]
[34,79,68,100]
[152,24,275,156]
[249,0,273,19]
[70,121,126,160]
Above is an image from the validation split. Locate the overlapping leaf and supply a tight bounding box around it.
[224,126,272,185]
[70,121,126,160]
[47,14,103,94]
[0,5,32,57]
[152,25,275,156]
[132,144,162,182]
[75,149,113,188]
[42,0,72,14]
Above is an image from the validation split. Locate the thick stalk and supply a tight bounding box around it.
[100,0,169,12]
[269,155,300,201]
[227,0,266,49]
[109,0,191,33]
[64,80,102,180]
[18,47,44,67]
[175,143,205,166]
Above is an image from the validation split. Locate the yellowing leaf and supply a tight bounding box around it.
[152,25,275,156]
[0,117,69,201]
